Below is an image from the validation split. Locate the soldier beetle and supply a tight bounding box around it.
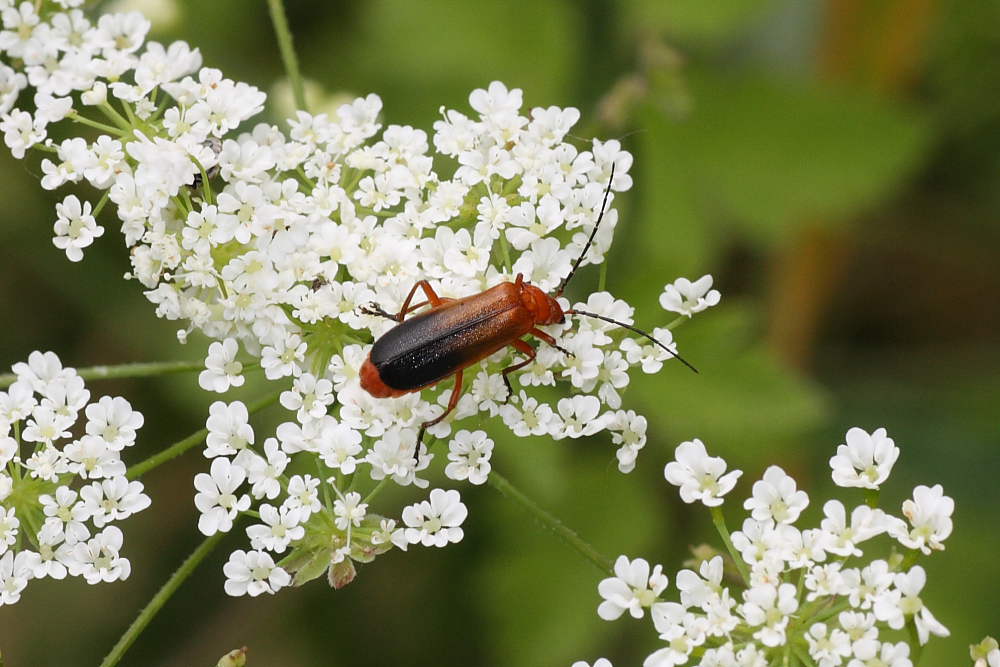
[359,165,696,446]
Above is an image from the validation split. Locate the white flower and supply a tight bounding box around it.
[552,395,607,439]
[675,555,724,609]
[69,526,131,584]
[873,566,949,644]
[400,488,467,547]
[78,477,151,527]
[223,549,290,597]
[744,465,809,524]
[659,275,721,317]
[283,474,322,518]
[204,400,254,458]
[235,438,288,500]
[572,660,612,667]
[0,506,19,554]
[848,640,912,667]
[52,194,104,262]
[741,582,798,647]
[194,457,251,535]
[246,504,304,553]
[597,555,668,621]
[819,500,890,557]
[444,429,493,485]
[333,491,367,531]
[0,550,33,605]
[608,410,646,474]
[664,439,742,507]
[805,622,853,667]
[84,396,143,451]
[280,373,334,423]
[889,484,954,554]
[199,338,245,393]
[830,427,900,489]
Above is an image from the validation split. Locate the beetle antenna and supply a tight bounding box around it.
[565,308,699,374]
[555,163,616,297]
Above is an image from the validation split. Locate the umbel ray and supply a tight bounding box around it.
[358,165,697,445]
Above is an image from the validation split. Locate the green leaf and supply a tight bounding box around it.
[628,302,830,465]
[658,71,930,244]
[290,547,333,587]
[621,0,777,43]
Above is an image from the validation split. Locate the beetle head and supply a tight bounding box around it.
[518,278,565,325]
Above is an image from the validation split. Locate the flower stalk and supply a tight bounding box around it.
[266,0,308,112]
[488,470,613,575]
[98,532,226,667]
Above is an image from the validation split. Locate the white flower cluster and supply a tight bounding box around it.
[0,351,150,605]
[0,1,721,593]
[0,3,721,471]
[586,427,955,667]
[197,397,475,596]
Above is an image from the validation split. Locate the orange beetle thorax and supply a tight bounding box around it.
[519,282,564,325]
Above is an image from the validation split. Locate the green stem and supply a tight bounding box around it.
[98,532,225,667]
[126,391,280,479]
[864,488,880,508]
[266,0,308,112]
[488,470,612,575]
[67,112,128,137]
[709,505,750,585]
[598,259,608,292]
[665,314,688,330]
[0,360,203,389]
[907,617,924,665]
[792,644,816,667]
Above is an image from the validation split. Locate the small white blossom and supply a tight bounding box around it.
[890,484,954,554]
[664,439,742,507]
[597,555,669,621]
[199,338,245,393]
[223,549,290,597]
[400,488,467,547]
[744,465,809,525]
[830,427,900,489]
[444,429,493,485]
[659,275,721,317]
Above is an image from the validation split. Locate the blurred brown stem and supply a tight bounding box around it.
[767,0,936,369]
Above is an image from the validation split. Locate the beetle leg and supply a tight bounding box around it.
[528,327,575,359]
[395,280,443,321]
[415,369,464,457]
[361,280,443,323]
[500,339,536,403]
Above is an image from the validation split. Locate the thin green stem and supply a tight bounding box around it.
[67,112,128,137]
[665,314,689,330]
[907,617,924,665]
[363,476,391,505]
[266,0,308,112]
[0,360,203,389]
[498,233,513,273]
[709,505,750,585]
[92,189,112,218]
[488,470,612,575]
[126,391,281,479]
[792,644,816,667]
[98,532,225,667]
[598,259,608,292]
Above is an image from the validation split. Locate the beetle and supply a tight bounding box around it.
[358,165,696,446]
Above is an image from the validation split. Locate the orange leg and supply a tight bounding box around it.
[415,369,464,453]
[500,339,536,403]
[361,280,443,322]
[528,327,574,358]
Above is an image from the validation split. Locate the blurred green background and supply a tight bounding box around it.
[1,0,998,664]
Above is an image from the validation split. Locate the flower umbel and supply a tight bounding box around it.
[0,351,150,605]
